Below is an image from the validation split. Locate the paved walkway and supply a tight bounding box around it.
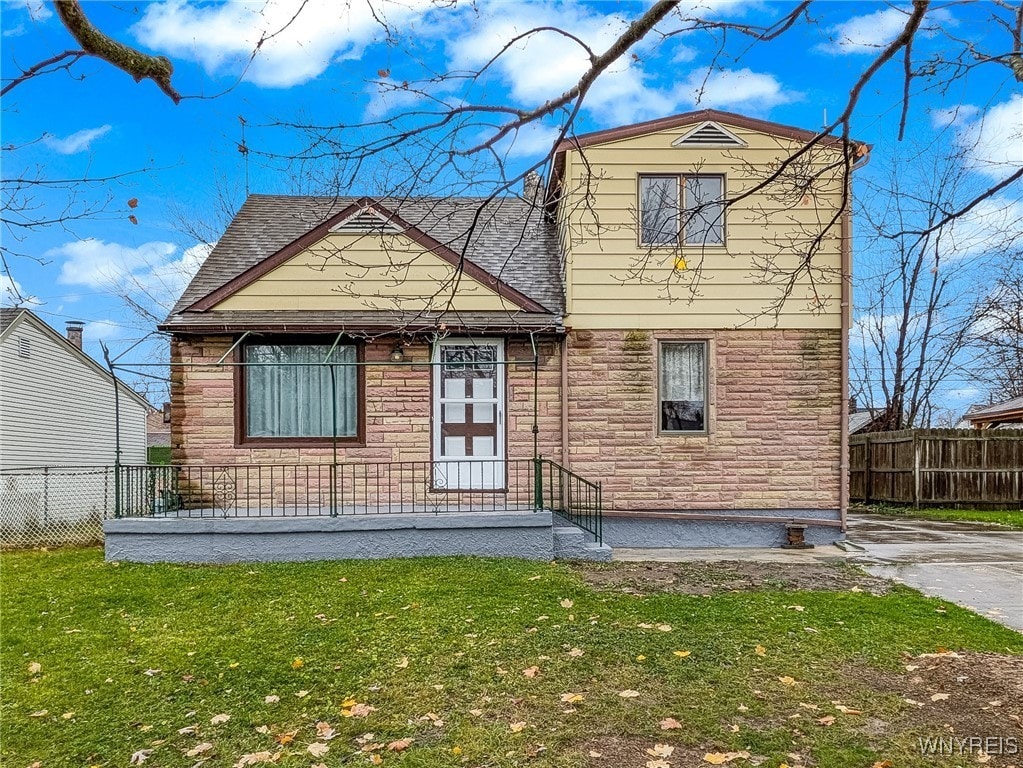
[846,513,1023,631]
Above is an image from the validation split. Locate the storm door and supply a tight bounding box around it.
[432,339,505,490]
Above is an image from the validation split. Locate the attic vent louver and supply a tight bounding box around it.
[17,336,30,358]
[330,208,403,233]
[672,121,747,148]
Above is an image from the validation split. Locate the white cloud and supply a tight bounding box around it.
[448,4,678,126]
[133,0,430,88]
[817,7,912,55]
[0,274,39,306]
[939,193,1023,259]
[84,320,126,342]
[952,95,1023,182]
[929,104,980,129]
[677,68,797,111]
[49,238,209,314]
[43,125,112,155]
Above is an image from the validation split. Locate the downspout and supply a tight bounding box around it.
[840,201,852,533]
[560,333,569,468]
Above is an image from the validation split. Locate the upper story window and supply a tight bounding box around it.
[639,174,725,247]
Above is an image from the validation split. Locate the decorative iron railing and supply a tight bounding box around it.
[111,458,601,543]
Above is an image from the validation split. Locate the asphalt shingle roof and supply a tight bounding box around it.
[170,194,563,319]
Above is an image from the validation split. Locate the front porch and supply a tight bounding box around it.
[102,458,609,563]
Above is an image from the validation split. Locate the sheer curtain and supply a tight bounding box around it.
[246,344,357,438]
[660,342,706,432]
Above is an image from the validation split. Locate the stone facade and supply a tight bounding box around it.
[169,328,840,516]
[565,329,842,513]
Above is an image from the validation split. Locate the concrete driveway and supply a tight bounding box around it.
[846,513,1023,631]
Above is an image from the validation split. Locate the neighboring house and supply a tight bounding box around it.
[147,404,172,463]
[849,408,884,435]
[964,397,1023,429]
[0,308,150,468]
[151,109,860,556]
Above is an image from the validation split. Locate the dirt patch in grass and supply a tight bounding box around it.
[573,560,890,596]
[856,651,1023,739]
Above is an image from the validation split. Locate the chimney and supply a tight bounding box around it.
[65,320,84,350]
[522,171,542,205]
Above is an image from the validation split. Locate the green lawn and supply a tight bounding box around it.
[2,549,1021,768]
[859,504,1023,530]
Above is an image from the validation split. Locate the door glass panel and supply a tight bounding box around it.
[473,436,495,457]
[444,378,465,399]
[444,403,465,423]
[473,402,494,423]
[443,436,466,457]
[472,378,494,400]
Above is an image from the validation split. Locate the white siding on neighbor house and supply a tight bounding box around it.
[0,318,148,469]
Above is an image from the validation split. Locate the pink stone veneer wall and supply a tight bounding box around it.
[565,329,842,512]
[170,335,562,469]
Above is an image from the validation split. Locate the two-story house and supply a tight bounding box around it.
[137,109,859,562]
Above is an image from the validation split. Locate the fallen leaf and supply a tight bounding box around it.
[646,761,670,768]
[61,712,75,719]
[657,624,672,632]
[568,648,584,657]
[560,598,574,608]
[228,662,240,669]
[264,695,279,704]
[834,705,863,715]
[185,743,214,757]
[930,693,950,702]
[817,715,836,726]
[673,650,691,658]
[523,666,540,678]
[787,605,805,612]
[28,710,48,718]
[28,662,41,674]
[130,750,152,765]
[369,756,383,766]
[660,717,683,730]
[728,724,739,732]
[396,656,409,669]
[307,743,329,758]
[234,752,275,767]
[210,714,231,725]
[754,645,767,657]
[560,693,585,703]
[528,574,542,581]
[589,750,603,758]
[315,722,336,739]
[343,703,376,718]
[291,658,304,669]
[388,738,413,751]
[704,751,751,764]
[274,731,296,745]
[777,676,797,686]
[618,690,641,698]
[178,725,197,735]
[646,744,674,757]
[510,721,526,733]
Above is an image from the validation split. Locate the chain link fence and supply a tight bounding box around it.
[0,467,116,550]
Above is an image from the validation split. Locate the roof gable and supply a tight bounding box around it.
[186,198,547,314]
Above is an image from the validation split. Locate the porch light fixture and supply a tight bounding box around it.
[389,345,406,363]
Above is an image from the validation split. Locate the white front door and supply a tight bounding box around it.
[432,339,505,490]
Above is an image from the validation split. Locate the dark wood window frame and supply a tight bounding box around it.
[234,334,366,448]
[637,173,727,248]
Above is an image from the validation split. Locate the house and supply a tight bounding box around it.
[0,308,151,543]
[109,109,861,562]
[147,404,172,463]
[964,397,1023,429]
[0,308,150,468]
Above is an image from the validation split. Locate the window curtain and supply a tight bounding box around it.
[661,342,706,431]
[683,176,724,245]
[245,344,357,438]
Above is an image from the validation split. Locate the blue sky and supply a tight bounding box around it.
[2,1,1020,414]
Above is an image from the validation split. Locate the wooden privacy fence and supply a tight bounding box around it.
[849,429,1023,509]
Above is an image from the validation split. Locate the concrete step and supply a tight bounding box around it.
[553,525,613,562]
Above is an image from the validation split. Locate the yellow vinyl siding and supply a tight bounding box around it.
[213,231,515,313]
[560,122,847,329]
